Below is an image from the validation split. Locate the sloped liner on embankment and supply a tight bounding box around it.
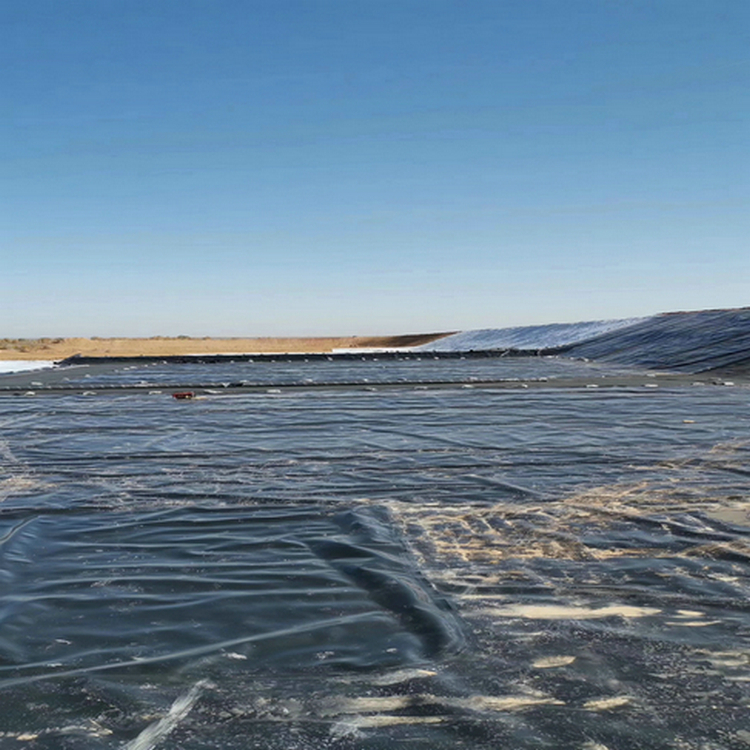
[555,307,750,374]
[413,316,648,352]
[414,307,750,376]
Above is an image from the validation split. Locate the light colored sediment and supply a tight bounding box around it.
[0,333,451,361]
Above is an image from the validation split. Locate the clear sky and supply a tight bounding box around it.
[3,0,748,337]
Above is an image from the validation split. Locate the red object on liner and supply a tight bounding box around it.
[172,391,196,400]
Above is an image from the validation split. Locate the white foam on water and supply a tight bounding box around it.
[122,679,213,750]
[475,603,660,620]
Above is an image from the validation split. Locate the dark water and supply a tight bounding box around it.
[1,360,749,748]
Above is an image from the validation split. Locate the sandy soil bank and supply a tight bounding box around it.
[0,333,451,361]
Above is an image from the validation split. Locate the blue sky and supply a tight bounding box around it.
[3,0,748,337]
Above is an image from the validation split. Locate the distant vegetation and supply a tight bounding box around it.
[0,338,64,351]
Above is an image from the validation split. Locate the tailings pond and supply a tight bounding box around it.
[0,358,749,749]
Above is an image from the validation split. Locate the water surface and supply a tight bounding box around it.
[0,360,748,748]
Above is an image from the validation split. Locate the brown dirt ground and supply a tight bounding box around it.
[0,333,453,361]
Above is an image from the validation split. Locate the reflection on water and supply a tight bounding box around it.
[0,363,749,748]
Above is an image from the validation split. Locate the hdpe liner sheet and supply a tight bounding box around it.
[0,382,749,748]
[562,309,750,372]
[27,355,637,391]
[415,317,647,352]
[415,308,750,374]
